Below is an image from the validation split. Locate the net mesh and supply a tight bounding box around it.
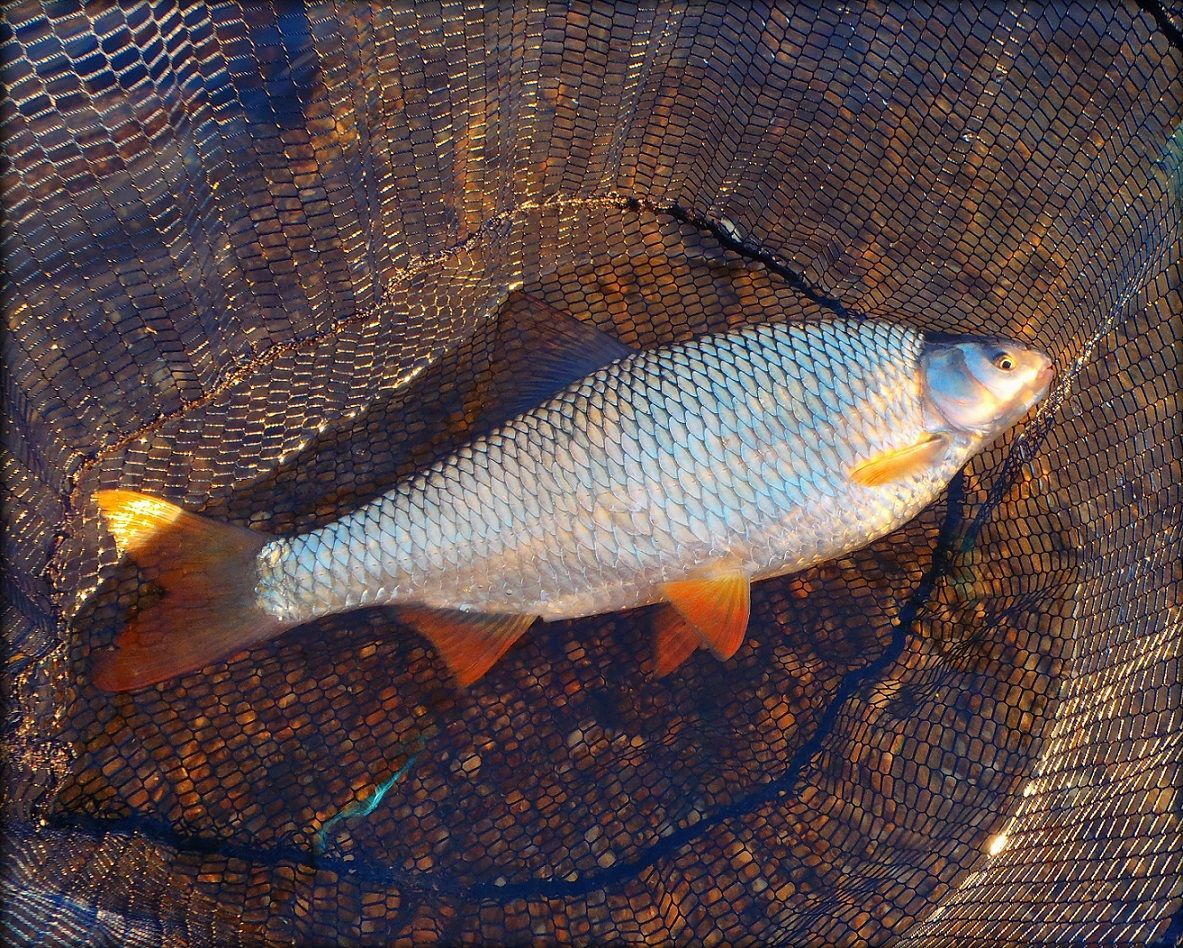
[3,2,1180,944]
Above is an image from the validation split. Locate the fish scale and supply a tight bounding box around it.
[255,319,960,623]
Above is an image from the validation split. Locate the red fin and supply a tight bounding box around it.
[661,567,751,660]
[849,433,950,487]
[653,606,700,676]
[93,490,286,692]
[399,606,536,687]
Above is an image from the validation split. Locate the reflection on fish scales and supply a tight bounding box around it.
[93,303,1054,692]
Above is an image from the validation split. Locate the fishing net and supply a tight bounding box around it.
[3,2,1180,944]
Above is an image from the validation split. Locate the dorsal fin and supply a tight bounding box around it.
[661,565,751,660]
[398,606,536,687]
[488,292,638,420]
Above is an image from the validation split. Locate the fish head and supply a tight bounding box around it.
[921,332,1055,438]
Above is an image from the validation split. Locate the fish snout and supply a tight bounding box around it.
[1031,354,1056,400]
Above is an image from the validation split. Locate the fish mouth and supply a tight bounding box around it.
[1033,359,1056,400]
[1012,354,1055,421]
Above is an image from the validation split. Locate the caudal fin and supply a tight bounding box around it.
[93,489,291,692]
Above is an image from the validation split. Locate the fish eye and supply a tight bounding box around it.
[992,352,1015,371]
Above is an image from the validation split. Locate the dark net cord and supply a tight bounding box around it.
[4,2,1181,944]
[1137,0,1183,49]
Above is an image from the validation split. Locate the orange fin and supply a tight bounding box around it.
[661,566,751,660]
[652,605,700,676]
[849,433,950,487]
[399,606,536,687]
[93,490,287,692]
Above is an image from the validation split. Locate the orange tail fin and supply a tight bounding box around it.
[93,490,291,692]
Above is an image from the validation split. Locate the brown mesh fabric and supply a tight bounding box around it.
[3,2,1180,944]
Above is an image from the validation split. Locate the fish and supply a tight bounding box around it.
[92,300,1054,692]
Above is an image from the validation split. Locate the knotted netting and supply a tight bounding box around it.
[3,2,1180,944]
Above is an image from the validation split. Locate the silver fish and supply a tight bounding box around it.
[94,308,1053,691]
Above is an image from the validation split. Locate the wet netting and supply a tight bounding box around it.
[3,2,1180,945]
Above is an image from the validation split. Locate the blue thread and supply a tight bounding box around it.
[315,752,420,854]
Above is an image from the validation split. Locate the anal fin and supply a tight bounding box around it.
[652,606,700,676]
[661,566,751,661]
[399,606,536,687]
[849,433,951,487]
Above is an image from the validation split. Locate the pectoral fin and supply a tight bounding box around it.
[398,606,537,687]
[849,433,951,487]
[661,567,751,660]
[652,606,700,676]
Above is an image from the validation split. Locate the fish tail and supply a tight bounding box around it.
[92,489,292,692]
